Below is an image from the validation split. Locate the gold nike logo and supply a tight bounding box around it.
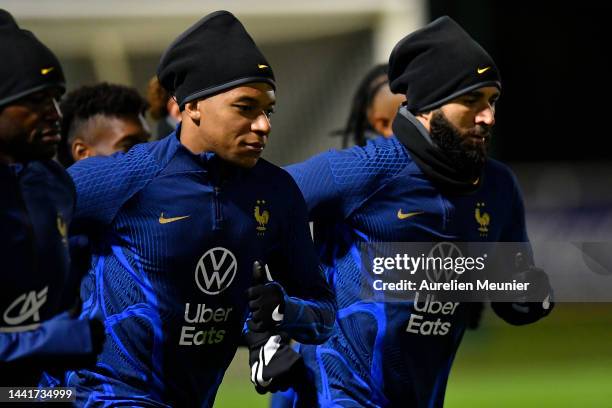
[158,213,190,224]
[397,210,424,220]
[41,67,54,75]
[258,64,268,69]
[477,66,491,74]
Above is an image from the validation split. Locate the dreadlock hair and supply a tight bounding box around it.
[337,64,389,148]
[58,82,148,166]
[147,76,170,121]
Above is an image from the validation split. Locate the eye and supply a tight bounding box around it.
[462,97,478,105]
[264,107,275,118]
[233,104,256,113]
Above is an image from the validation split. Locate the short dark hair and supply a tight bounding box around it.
[58,82,148,166]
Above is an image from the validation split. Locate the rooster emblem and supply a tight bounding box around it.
[57,213,68,245]
[254,200,270,235]
[474,202,490,237]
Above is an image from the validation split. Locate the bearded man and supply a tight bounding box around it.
[274,16,553,408]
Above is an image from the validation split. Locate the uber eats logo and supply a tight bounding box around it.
[406,243,461,336]
[180,247,236,346]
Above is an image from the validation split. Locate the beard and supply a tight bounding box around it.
[429,110,492,174]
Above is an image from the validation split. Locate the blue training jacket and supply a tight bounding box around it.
[1,160,95,385]
[66,127,336,407]
[283,131,529,407]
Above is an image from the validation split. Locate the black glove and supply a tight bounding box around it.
[511,252,552,305]
[245,330,303,394]
[491,252,554,325]
[247,261,286,332]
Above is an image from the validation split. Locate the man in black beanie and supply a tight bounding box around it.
[65,10,335,407]
[0,9,104,386]
[273,16,554,408]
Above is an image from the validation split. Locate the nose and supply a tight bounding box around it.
[41,96,62,122]
[251,110,271,136]
[51,97,63,120]
[475,105,495,127]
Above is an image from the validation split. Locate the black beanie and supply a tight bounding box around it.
[388,16,501,113]
[157,10,275,109]
[0,9,65,107]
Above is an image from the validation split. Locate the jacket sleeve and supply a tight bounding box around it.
[271,173,336,344]
[0,311,97,368]
[67,144,162,231]
[285,142,404,221]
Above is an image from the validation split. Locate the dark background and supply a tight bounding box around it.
[429,1,612,162]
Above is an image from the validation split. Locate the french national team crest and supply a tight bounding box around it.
[56,212,68,245]
[474,202,490,237]
[254,200,270,236]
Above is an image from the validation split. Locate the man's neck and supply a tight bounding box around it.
[178,123,210,155]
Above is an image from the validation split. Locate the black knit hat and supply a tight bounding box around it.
[0,9,65,107]
[389,16,501,113]
[157,10,275,109]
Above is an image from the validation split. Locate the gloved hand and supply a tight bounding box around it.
[510,252,553,309]
[247,261,286,332]
[491,252,553,325]
[245,330,303,394]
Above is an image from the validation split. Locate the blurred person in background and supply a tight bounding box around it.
[277,16,553,407]
[54,83,151,312]
[65,11,335,407]
[337,63,405,148]
[0,9,103,386]
[147,76,181,140]
[57,82,150,167]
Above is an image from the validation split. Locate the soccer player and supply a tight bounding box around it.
[279,16,553,407]
[0,9,103,385]
[65,11,335,406]
[57,82,150,167]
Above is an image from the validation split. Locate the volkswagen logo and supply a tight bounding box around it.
[426,242,464,283]
[195,247,237,295]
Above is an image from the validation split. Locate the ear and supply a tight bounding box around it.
[184,100,201,124]
[71,139,93,162]
[415,111,434,132]
[371,116,394,137]
[167,97,181,122]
